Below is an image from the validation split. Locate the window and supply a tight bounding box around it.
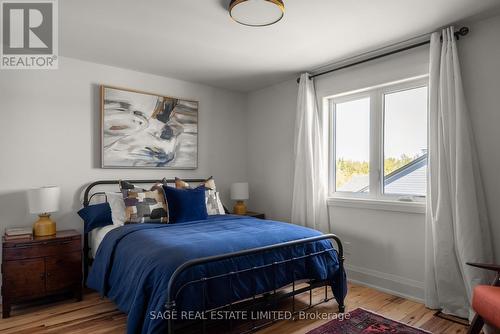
[383,87,428,196]
[328,77,428,201]
[335,97,370,192]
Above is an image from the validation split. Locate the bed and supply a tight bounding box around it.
[83,179,347,334]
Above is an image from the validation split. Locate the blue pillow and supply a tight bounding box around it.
[162,185,208,223]
[78,202,113,233]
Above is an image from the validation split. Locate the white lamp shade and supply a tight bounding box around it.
[230,182,249,200]
[27,186,60,214]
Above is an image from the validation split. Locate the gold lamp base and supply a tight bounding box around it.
[33,214,56,237]
[233,200,247,215]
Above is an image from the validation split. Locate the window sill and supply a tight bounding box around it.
[327,197,426,214]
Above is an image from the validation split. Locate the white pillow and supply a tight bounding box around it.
[105,192,126,226]
[88,192,126,226]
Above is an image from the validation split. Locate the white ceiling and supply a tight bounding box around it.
[60,0,500,92]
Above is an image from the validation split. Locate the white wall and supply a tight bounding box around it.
[247,14,500,302]
[459,14,500,260]
[0,57,248,235]
[0,13,498,306]
[247,46,430,300]
[246,79,298,222]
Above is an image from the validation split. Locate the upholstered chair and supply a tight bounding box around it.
[467,263,500,334]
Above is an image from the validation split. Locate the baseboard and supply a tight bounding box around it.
[345,264,425,303]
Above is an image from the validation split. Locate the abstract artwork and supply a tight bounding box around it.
[101,86,198,169]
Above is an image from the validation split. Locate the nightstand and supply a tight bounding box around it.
[237,211,266,219]
[1,230,82,318]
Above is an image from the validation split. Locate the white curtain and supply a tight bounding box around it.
[291,73,329,232]
[425,27,494,320]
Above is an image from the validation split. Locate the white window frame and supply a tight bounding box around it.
[326,75,429,211]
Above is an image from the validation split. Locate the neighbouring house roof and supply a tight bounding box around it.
[338,175,369,192]
[339,154,428,196]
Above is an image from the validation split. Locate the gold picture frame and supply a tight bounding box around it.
[100,85,198,169]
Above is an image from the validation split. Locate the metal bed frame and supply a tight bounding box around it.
[83,179,346,334]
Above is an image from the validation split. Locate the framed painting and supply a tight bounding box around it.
[101,85,198,169]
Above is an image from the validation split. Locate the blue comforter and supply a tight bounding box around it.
[87,215,346,334]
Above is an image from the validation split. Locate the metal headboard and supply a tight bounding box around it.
[82,178,214,283]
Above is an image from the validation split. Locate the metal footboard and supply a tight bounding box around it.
[165,234,345,334]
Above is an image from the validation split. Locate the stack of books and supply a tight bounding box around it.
[4,227,33,241]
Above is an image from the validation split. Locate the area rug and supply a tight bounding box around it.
[306,308,431,334]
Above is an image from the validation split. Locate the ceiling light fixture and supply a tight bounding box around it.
[229,0,285,27]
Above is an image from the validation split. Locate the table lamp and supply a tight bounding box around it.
[230,182,249,215]
[27,186,60,237]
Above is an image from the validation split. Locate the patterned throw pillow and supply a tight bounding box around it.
[174,177,216,191]
[119,181,169,224]
[173,177,226,215]
[205,191,225,215]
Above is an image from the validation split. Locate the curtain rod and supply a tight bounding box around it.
[297,27,469,84]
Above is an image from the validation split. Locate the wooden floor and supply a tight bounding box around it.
[0,283,469,334]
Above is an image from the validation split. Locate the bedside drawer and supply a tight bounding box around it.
[3,238,81,260]
[3,258,46,300]
[46,252,82,293]
[1,230,82,318]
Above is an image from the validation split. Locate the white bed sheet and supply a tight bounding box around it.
[88,191,125,258]
[89,224,119,258]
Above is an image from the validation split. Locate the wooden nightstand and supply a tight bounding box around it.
[1,230,82,318]
[237,211,266,219]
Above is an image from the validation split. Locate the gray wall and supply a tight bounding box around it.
[247,46,430,301]
[0,12,498,305]
[246,79,298,222]
[460,14,500,259]
[246,14,500,301]
[0,57,248,234]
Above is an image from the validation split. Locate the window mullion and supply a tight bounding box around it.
[329,99,336,196]
[369,90,382,198]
